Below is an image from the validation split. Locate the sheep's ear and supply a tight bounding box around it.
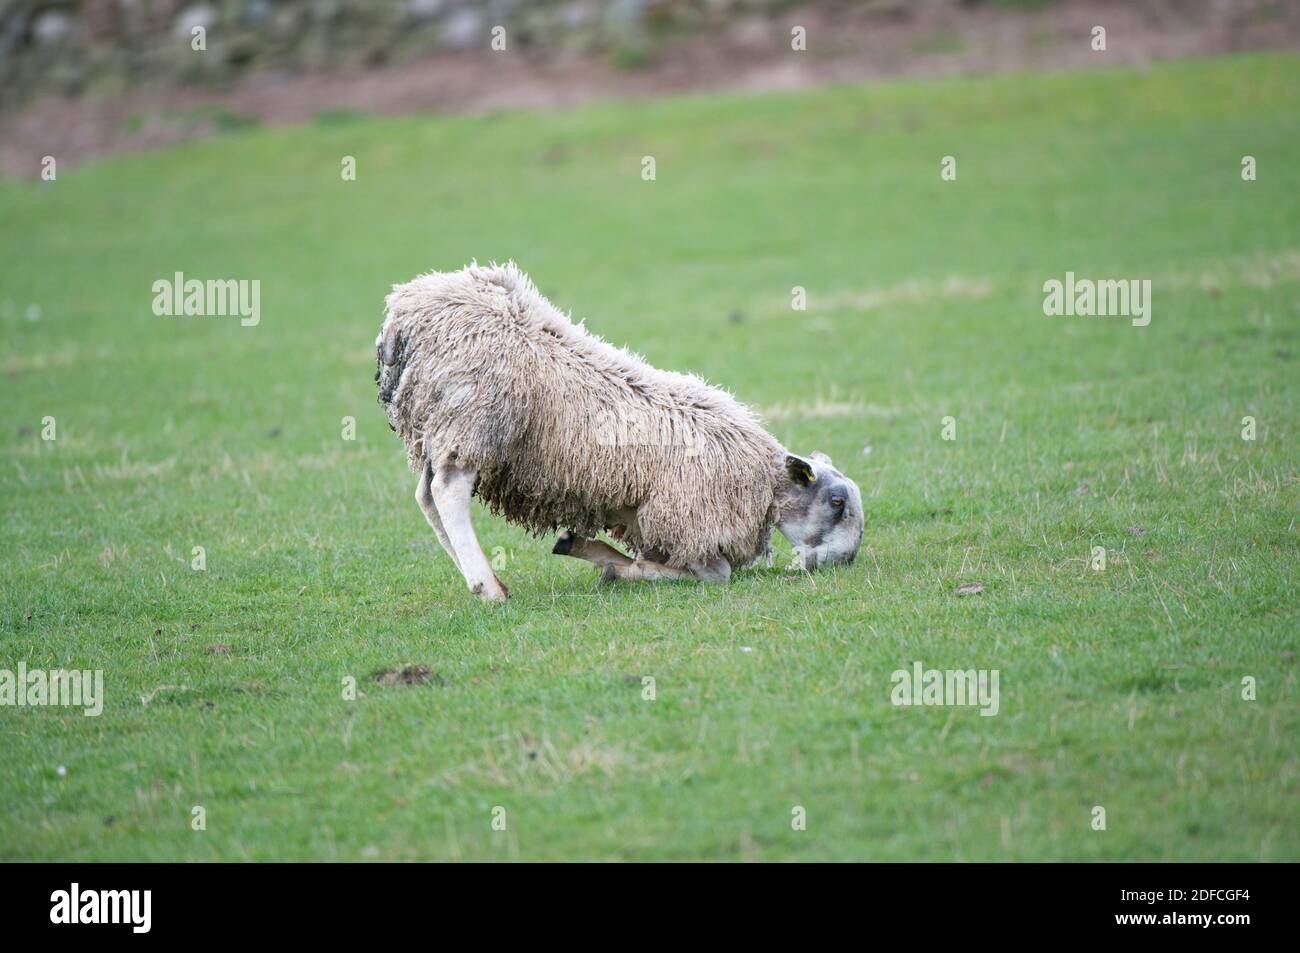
[379,323,402,366]
[784,454,817,487]
[809,450,833,467]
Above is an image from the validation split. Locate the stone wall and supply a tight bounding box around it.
[2,0,918,106]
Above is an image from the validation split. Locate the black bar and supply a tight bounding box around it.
[5,862,1283,940]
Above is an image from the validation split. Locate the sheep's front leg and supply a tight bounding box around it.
[619,556,730,584]
[553,533,731,586]
[610,560,695,583]
[689,557,732,584]
[552,532,633,569]
[415,460,460,572]
[613,554,733,585]
[430,463,508,602]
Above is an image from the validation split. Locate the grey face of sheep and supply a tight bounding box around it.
[777,452,864,570]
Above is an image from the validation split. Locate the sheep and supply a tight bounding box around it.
[376,262,864,601]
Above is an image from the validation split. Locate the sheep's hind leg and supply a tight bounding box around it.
[415,460,460,572]
[430,462,508,602]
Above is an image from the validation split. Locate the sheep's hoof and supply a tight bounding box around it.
[552,531,574,556]
[597,564,618,587]
[471,579,509,602]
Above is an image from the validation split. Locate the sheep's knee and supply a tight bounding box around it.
[689,557,731,584]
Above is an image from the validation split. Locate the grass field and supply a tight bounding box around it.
[1,53,1297,862]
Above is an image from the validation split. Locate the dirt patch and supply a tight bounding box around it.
[3,1,1298,176]
[371,664,443,686]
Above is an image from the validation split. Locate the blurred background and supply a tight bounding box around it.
[3,0,1299,176]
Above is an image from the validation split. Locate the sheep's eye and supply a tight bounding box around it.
[830,497,844,509]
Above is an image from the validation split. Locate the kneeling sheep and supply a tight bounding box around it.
[377,262,863,601]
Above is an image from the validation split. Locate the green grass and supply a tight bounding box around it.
[1,54,1297,861]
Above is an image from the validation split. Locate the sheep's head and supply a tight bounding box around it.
[776,452,864,570]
